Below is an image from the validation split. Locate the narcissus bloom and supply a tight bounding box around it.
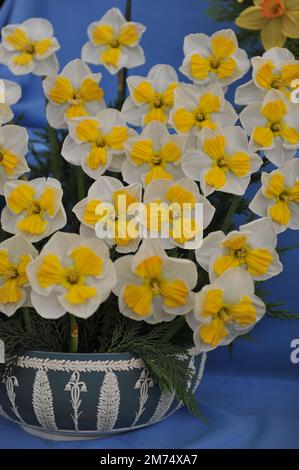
[169,84,237,135]
[113,240,197,323]
[0,124,29,194]
[122,121,186,186]
[180,29,250,87]
[0,18,59,75]
[182,127,262,196]
[186,268,266,352]
[235,47,299,105]
[43,59,105,129]
[0,79,21,124]
[62,109,136,177]
[143,177,215,249]
[82,7,145,74]
[249,159,299,232]
[27,232,116,319]
[196,217,282,281]
[1,178,67,242]
[121,64,179,126]
[235,0,299,50]
[0,235,37,317]
[240,89,299,167]
[73,176,142,253]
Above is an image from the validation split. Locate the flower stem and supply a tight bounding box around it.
[23,307,32,335]
[76,166,85,200]
[48,125,60,180]
[70,314,79,353]
[222,195,241,234]
[116,0,132,109]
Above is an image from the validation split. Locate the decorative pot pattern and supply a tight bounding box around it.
[0,350,206,441]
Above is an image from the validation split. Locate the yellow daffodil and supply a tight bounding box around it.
[82,7,145,74]
[0,18,59,75]
[186,268,266,352]
[250,159,299,232]
[236,0,299,50]
[113,239,197,323]
[43,59,106,129]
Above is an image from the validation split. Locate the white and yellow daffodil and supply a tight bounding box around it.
[26,232,116,319]
[112,239,197,324]
[0,124,29,194]
[0,79,21,124]
[180,29,250,87]
[186,268,266,352]
[235,47,299,105]
[249,159,299,233]
[73,176,142,253]
[143,177,215,249]
[62,109,136,177]
[121,64,179,126]
[43,59,106,129]
[182,127,262,196]
[169,83,238,135]
[0,235,37,317]
[122,121,186,187]
[82,7,145,74]
[196,217,282,281]
[240,89,299,167]
[1,178,67,242]
[0,18,59,76]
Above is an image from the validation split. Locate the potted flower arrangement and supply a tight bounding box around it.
[0,2,298,441]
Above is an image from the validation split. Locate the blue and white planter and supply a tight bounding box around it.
[0,350,206,441]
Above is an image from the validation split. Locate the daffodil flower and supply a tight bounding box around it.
[182,127,262,196]
[113,239,197,324]
[121,64,179,126]
[0,124,29,194]
[236,0,299,50]
[0,235,37,317]
[143,177,215,249]
[249,159,299,232]
[235,47,299,105]
[196,218,282,281]
[82,7,145,74]
[0,79,21,124]
[122,121,186,187]
[240,89,299,167]
[186,268,266,352]
[43,59,106,129]
[26,232,116,319]
[180,29,250,87]
[62,109,136,177]
[1,178,67,242]
[169,84,237,135]
[73,176,142,253]
[0,18,59,75]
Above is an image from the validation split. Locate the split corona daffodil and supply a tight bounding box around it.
[122,121,186,186]
[0,18,59,75]
[43,59,106,129]
[62,109,136,177]
[82,7,145,74]
[186,268,266,352]
[235,47,299,105]
[143,177,215,249]
[113,239,197,323]
[249,159,299,232]
[180,29,250,87]
[235,0,299,50]
[0,124,29,194]
[169,84,238,135]
[196,217,282,281]
[26,232,116,319]
[0,78,21,124]
[121,64,179,126]
[182,126,262,196]
[240,89,299,167]
[0,235,37,317]
[73,176,142,253]
[1,178,67,242]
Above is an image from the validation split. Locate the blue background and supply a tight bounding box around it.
[0,0,298,449]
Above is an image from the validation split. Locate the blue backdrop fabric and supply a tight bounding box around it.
[0,0,298,449]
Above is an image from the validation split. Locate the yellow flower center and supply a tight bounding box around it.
[263,172,299,225]
[260,0,286,19]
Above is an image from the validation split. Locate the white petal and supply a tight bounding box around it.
[33,54,59,76]
[235,80,264,106]
[23,18,54,40]
[213,267,254,304]
[8,55,35,75]
[121,96,148,126]
[3,79,21,105]
[183,33,210,56]
[240,217,278,249]
[31,290,66,319]
[122,45,145,69]
[148,64,178,93]
[195,231,224,271]
[81,41,101,65]
[61,134,85,165]
[239,103,267,135]
[1,124,28,154]
[162,257,198,289]
[88,175,123,200]
[0,104,13,124]
[61,59,91,88]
